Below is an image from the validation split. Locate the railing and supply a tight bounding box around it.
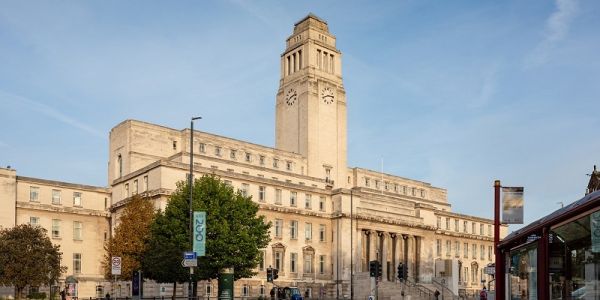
[431,278,458,300]
[401,278,435,299]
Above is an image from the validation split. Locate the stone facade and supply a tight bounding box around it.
[0,14,507,299]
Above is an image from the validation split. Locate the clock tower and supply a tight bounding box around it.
[275,14,347,188]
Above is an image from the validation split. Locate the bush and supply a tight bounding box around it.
[27,292,47,299]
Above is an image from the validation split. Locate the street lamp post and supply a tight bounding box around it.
[189,117,202,300]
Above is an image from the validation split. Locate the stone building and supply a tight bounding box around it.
[0,14,507,299]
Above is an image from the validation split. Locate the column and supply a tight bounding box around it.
[356,228,363,272]
[381,232,388,280]
[369,231,377,264]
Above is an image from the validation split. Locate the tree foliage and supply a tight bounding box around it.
[103,195,156,280]
[0,224,66,299]
[143,175,271,282]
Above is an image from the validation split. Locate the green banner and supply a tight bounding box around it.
[193,211,206,256]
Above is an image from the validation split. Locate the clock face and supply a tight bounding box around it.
[321,87,335,104]
[285,88,297,106]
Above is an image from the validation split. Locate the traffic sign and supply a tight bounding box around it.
[182,251,197,267]
[111,256,122,275]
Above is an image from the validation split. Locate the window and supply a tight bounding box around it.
[172,141,177,150]
[421,189,425,198]
[286,161,292,171]
[319,255,326,274]
[437,217,441,229]
[464,243,469,258]
[245,152,252,162]
[52,219,61,238]
[463,221,468,233]
[384,181,389,190]
[412,187,416,196]
[206,285,212,296]
[117,154,123,178]
[290,192,297,207]
[199,143,206,153]
[304,254,313,273]
[472,244,477,259]
[455,241,460,257]
[403,186,407,194]
[275,252,282,270]
[305,223,312,240]
[30,186,39,202]
[488,225,492,236]
[144,176,148,191]
[290,221,298,239]
[275,189,282,205]
[73,221,82,240]
[290,253,297,273]
[319,224,326,242]
[446,218,450,230]
[241,183,249,197]
[472,222,476,234]
[242,285,249,297]
[30,216,40,226]
[488,246,493,261]
[455,219,459,232]
[230,149,237,159]
[73,253,82,274]
[133,179,138,195]
[480,224,484,235]
[260,285,265,296]
[305,194,312,209]
[319,196,325,211]
[365,178,370,187]
[125,183,130,197]
[446,240,451,256]
[375,180,379,189]
[480,245,485,260]
[274,219,282,238]
[215,146,222,156]
[258,186,266,202]
[104,198,107,209]
[52,189,61,205]
[273,158,279,168]
[259,155,265,166]
[74,192,83,206]
[436,239,441,256]
[259,251,265,270]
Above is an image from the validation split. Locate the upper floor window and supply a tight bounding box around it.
[463,221,468,233]
[446,218,450,230]
[245,152,252,162]
[290,192,297,207]
[143,176,148,192]
[365,178,370,187]
[73,192,82,207]
[199,143,206,153]
[480,224,484,235]
[230,149,237,160]
[274,219,283,238]
[319,224,326,242]
[275,189,282,205]
[286,161,293,171]
[305,223,312,241]
[436,217,441,229]
[259,155,265,166]
[384,182,389,190]
[446,240,451,256]
[215,146,222,157]
[455,219,459,232]
[436,239,441,256]
[117,154,123,178]
[241,183,249,197]
[133,180,138,195]
[73,253,82,274]
[421,189,425,198]
[472,222,476,234]
[52,219,61,238]
[52,189,61,205]
[412,187,416,196]
[30,186,39,202]
[125,183,129,197]
[273,158,279,168]
[258,186,266,202]
[290,221,298,239]
[375,180,380,189]
[73,221,83,240]
[290,252,297,273]
[488,225,492,236]
[319,196,325,212]
[172,141,177,150]
[30,216,40,226]
[305,194,312,209]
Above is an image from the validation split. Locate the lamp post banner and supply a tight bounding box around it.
[502,187,524,224]
[193,211,206,256]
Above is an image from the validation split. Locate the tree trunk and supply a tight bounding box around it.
[15,286,23,300]
[172,282,177,299]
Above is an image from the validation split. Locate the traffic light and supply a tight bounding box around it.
[397,263,404,280]
[377,261,382,278]
[369,260,378,278]
[273,268,279,280]
[267,267,273,282]
[402,264,408,279]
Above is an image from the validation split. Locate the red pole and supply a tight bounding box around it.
[494,180,504,299]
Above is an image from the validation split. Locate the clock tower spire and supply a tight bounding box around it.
[275,14,347,188]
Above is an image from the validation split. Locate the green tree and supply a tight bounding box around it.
[0,224,66,300]
[103,195,155,280]
[143,174,271,283]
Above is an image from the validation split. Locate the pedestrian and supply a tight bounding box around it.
[105,293,111,300]
[479,287,488,300]
[434,290,440,300]
[270,288,275,300]
[60,289,66,300]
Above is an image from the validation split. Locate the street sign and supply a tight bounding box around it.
[484,266,495,275]
[111,256,122,275]
[183,251,197,267]
[193,211,206,256]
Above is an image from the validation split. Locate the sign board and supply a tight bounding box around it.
[502,187,524,224]
[484,266,495,275]
[193,211,206,256]
[111,256,122,275]
[183,251,198,267]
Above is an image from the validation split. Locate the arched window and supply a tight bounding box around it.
[117,154,123,178]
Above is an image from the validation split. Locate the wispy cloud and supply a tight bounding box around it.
[526,0,578,67]
[0,90,104,138]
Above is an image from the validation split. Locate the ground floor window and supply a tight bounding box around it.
[509,242,538,300]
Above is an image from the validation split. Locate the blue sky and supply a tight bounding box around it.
[1,0,599,230]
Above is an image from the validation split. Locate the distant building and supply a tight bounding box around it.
[0,14,507,299]
[586,165,600,195]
